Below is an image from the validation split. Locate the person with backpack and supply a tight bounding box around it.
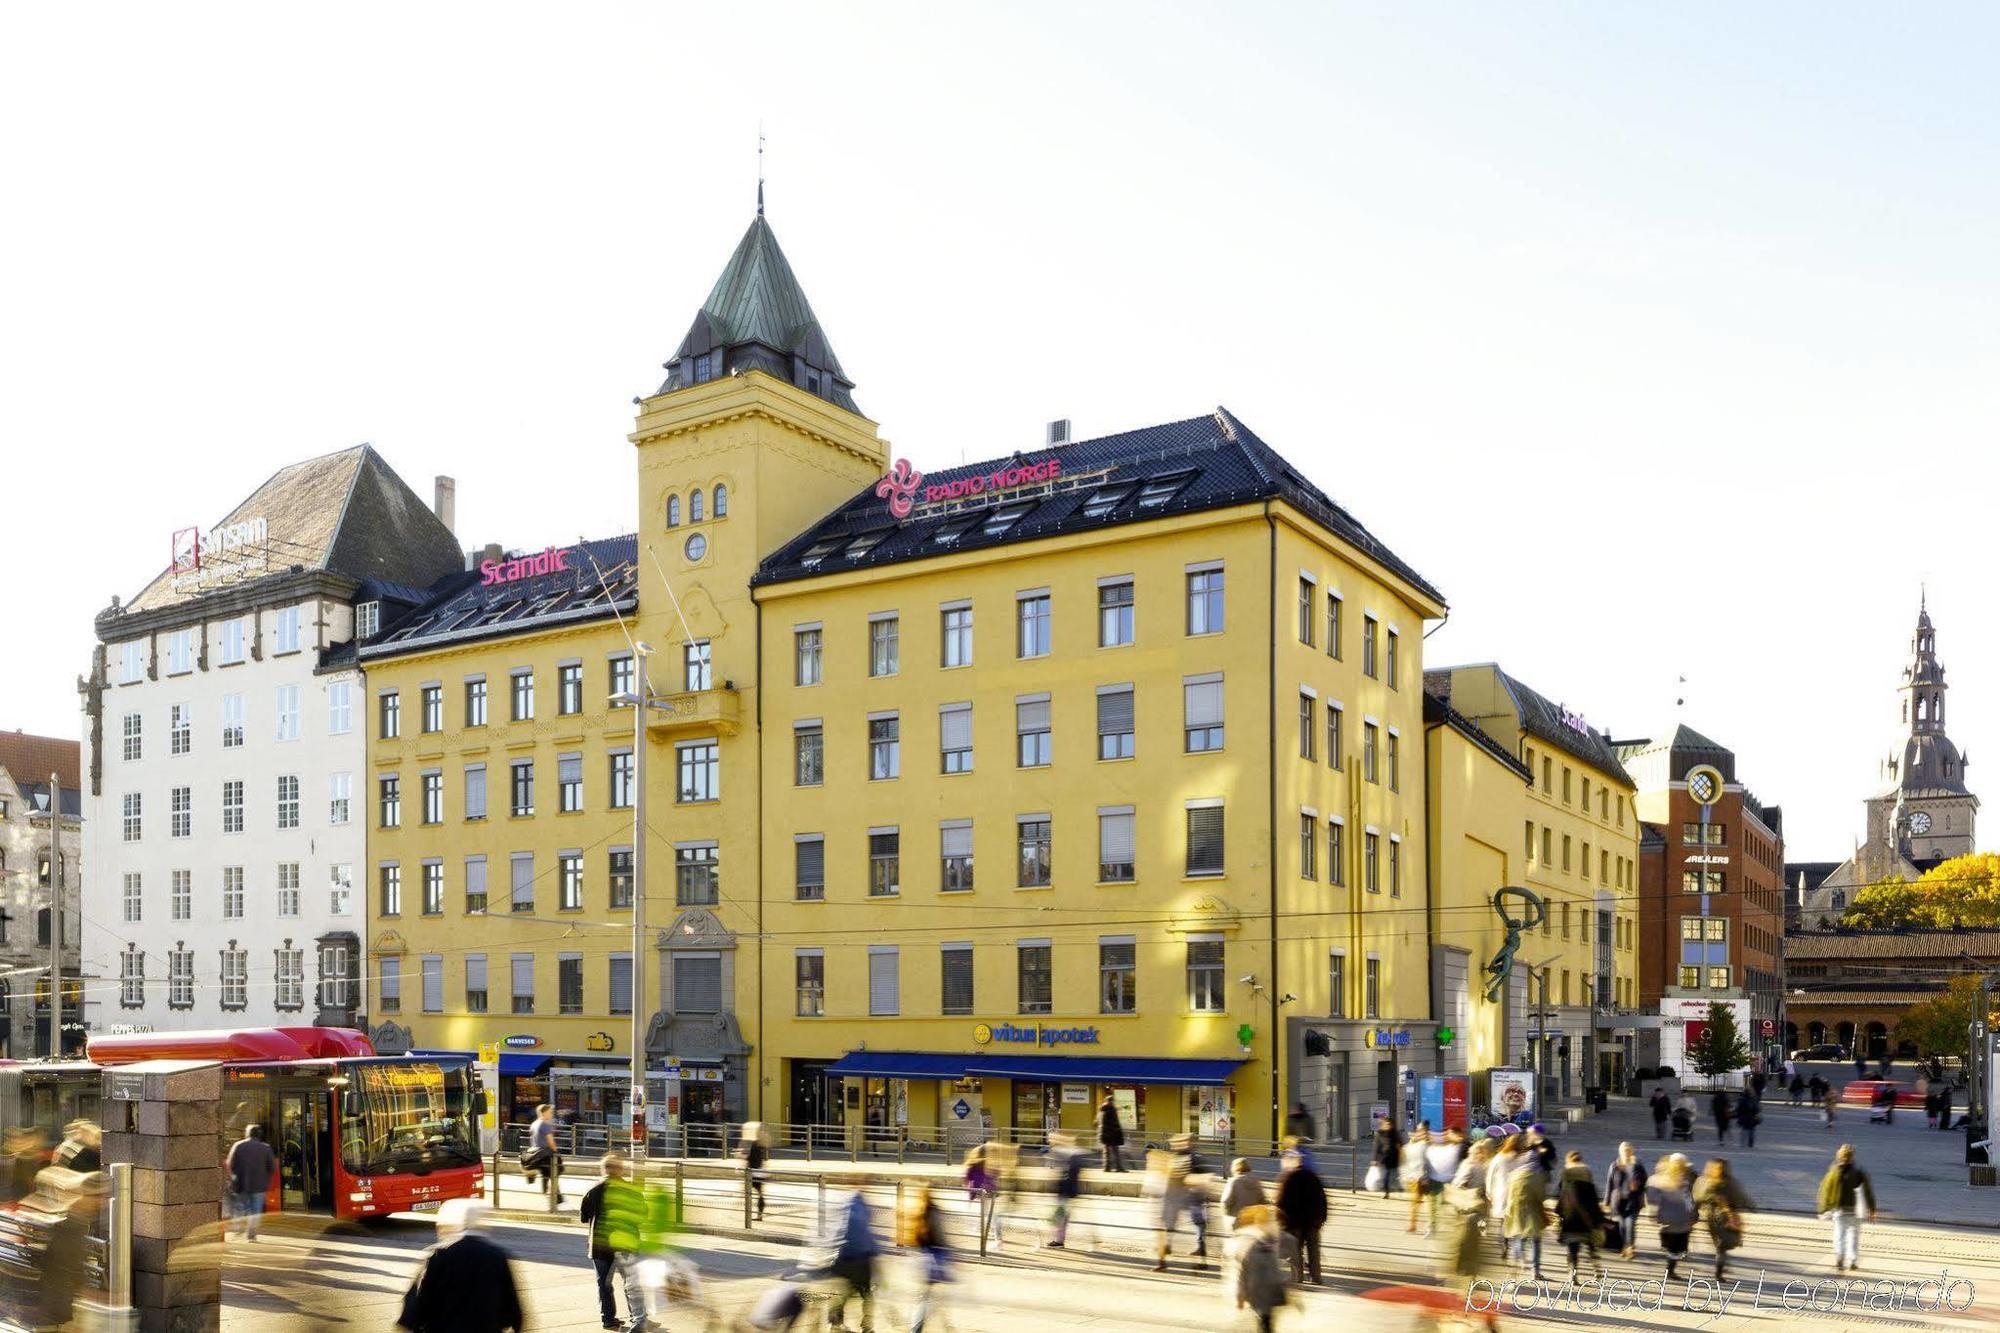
[1693,1158,1754,1281]
[1816,1144,1876,1273]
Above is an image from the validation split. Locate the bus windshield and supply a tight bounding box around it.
[338,1061,480,1177]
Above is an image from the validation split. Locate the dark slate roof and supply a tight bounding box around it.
[1425,665,1631,786]
[1639,823,1668,851]
[355,537,639,662]
[1786,861,1840,893]
[17,781,82,818]
[659,215,859,413]
[754,409,1444,606]
[1423,692,1531,780]
[1618,723,1732,761]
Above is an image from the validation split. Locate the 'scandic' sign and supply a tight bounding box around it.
[480,546,573,587]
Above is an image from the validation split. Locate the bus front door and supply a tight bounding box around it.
[277,1091,329,1213]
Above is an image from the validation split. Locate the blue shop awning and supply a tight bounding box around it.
[498,1053,553,1077]
[822,1051,1243,1087]
[824,1052,972,1080]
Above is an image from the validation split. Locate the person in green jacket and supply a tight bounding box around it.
[1817,1144,1876,1273]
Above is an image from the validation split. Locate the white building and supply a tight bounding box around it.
[0,732,82,1057]
[81,446,461,1036]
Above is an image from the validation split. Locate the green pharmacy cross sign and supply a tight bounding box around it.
[1436,1026,1456,1046]
[1236,1023,1255,1046]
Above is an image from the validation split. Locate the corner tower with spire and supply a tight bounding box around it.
[1868,595,1977,867]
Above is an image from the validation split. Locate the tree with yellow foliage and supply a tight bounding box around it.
[1841,853,2000,929]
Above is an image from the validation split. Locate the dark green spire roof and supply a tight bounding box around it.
[660,215,859,413]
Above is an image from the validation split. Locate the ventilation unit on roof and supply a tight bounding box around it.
[1046,419,1071,447]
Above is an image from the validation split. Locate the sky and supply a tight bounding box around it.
[2,3,1995,860]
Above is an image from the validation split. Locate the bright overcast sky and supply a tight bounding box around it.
[4,3,1995,860]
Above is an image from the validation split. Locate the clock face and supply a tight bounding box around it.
[1910,811,1933,835]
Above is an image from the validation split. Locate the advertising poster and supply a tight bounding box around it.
[1418,1076,1444,1129]
[1442,1076,1469,1131]
[1489,1067,1535,1121]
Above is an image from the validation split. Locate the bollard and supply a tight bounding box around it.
[743,1159,753,1230]
[490,1148,501,1207]
[806,1126,815,1162]
[107,1162,133,1313]
[898,1129,907,1165]
[978,1192,990,1258]
[675,1155,685,1220]
[817,1173,826,1234]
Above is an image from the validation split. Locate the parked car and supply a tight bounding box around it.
[1790,1043,1848,1062]
[1839,1078,1925,1110]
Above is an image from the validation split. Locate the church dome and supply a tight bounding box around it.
[1888,731,1970,796]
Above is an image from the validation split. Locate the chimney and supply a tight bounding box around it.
[434,476,457,536]
[1045,419,1071,448]
[467,541,503,573]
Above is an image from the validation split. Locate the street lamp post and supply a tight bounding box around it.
[614,643,656,1163]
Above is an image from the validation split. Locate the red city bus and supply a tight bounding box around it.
[80,1027,484,1220]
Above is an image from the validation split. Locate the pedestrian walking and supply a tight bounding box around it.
[1096,1095,1127,1173]
[1443,1140,1498,1331]
[52,1121,101,1174]
[580,1153,655,1332]
[1503,1145,1550,1279]
[1648,1088,1671,1140]
[1737,1089,1761,1148]
[1556,1150,1606,1283]
[1045,1132,1085,1247]
[1855,1052,1868,1079]
[523,1102,565,1205]
[397,1199,525,1333]
[1523,1124,1556,1174]
[1645,1153,1696,1281]
[1603,1141,1647,1260]
[1285,1102,1316,1143]
[1420,1128,1465,1239]
[1692,1158,1754,1280]
[1146,1145,1189,1271]
[1817,1143,1876,1273]
[1275,1147,1327,1286]
[828,1190,881,1333]
[1872,1082,1897,1125]
[1223,1156,1267,1227]
[224,1123,279,1242]
[1709,1089,1732,1145]
[1370,1114,1403,1197]
[897,1182,952,1333]
[1403,1122,1434,1234]
[1822,1083,1840,1129]
[1789,1070,1807,1106]
[1484,1133,1524,1260]
[1229,1204,1290,1333]
[738,1122,770,1221]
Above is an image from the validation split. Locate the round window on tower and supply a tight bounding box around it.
[684,532,708,563]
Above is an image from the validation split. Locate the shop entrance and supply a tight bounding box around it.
[791,1060,832,1132]
[1012,1082,1060,1137]
[684,1079,727,1155]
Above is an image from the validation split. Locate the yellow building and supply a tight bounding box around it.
[356,540,649,1131]
[1422,664,1639,1105]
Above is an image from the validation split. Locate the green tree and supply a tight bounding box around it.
[1842,878,1931,929]
[1896,974,1982,1061]
[1687,1002,1751,1080]
[1841,855,2000,930]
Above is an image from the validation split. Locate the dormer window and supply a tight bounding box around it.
[1136,470,1195,509]
[801,537,843,569]
[846,528,892,558]
[690,352,719,384]
[983,501,1035,537]
[356,601,380,639]
[1082,482,1136,518]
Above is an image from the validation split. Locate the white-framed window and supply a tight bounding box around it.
[509,759,534,816]
[795,950,825,1017]
[609,952,634,1016]
[378,956,401,1014]
[1098,806,1135,883]
[1362,614,1379,678]
[277,862,300,917]
[120,948,146,1007]
[609,750,634,808]
[465,676,488,727]
[1387,728,1401,792]
[323,944,352,1008]
[682,642,712,692]
[510,669,534,722]
[122,872,142,923]
[463,763,486,820]
[276,947,305,1010]
[219,617,246,665]
[1100,936,1137,1013]
[221,865,244,919]
[510,853,534,913]
[1017,814,1052,888]
[1363,721,1379,782]
[673,953,722,1014]
[1097,685,1134,760]
[1298,575,1316,645]
[1326,589,1343,660]
[465,953,488,1012]
[1017,591,1052,659]
[793,722,823,787]
[1017,940,1053,1015]
[170,786,190,838]
[940,820,974,892]
[869,614,900,677]
[677,740,719,802]
[1185,799,1225,877]
[221,780,244,834]
[1298,690,1316,761]
[380,863,403,916]
[424,860,446,915]
[167,629,194,675]
[1386,627,1400,690]
[355,601,380,638]
[1328,950,1346,1017]
[327,679,353,734]
[1016,694,1051,767]
[869,827,900,897]
[1300,812,1317,879]
[1187,936,1225,1012]
[379,690,401,739]
[794,835,825,901]
[275,685,300,741]
[170,703,191,755]
[1326,702,1344,772]
[276,774,300,829]
[939,703,973,774]
[1364,830,1381,893]
[795,625,823,686]
[466,855,490,913]
[1184,673,1224,752]
[273,606,301,655]
[1365,956,1381,1019]
[558,753,583,812]
[168,949,194,1008]
[868,946,900,1016]
[1328,817,1346,887]
[675,843,718,906]
[380,773,401,827]
[422,683,445,732]
[868,713,900,780]
[329,772,352,825]
[118,641,144,684]
[121,712,142,761]
[171,869,192,921]
[608,654,635,706]
[1186,565,1224,635]
[422,770,444,823]
[122,792,142,842]
[221,693,245,748]
[329,863,353,916]
[941,604,974,668]
[1099,577,1134,647]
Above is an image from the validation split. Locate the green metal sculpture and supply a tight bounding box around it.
[1483,885,1547,1003]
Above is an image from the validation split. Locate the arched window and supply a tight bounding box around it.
[666,495,680,527]
[713,483,728,517]
[690,489,705,523]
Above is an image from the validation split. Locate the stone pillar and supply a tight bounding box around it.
[100,1059,223,1332]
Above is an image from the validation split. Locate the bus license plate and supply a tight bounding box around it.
[409,1201,443,1212]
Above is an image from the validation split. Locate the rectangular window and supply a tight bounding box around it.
[326,680,352,735]
[673,955,721,1013]
[415,684,440,733]
[510,759,534,816]
[220,948,248,1009]
[558,956,584,1015]
[869,616,900,677]
[869,829,901,897]
[221,780,244,834]
[941,944,973,1016]
[1385,627,1400,689]
[863,712,901,780]
[379,863,401,917]
[277,775,300,829]
[422,861,445,915]
[511,854,534,913]
[169,951,194,1008]
[608,848,632,909]
[1326,703,1344,771]
[510,670,534,722]
[608,654,635,706]
[1563,767,1573,804]
[1100,938,1136,1013]
[1185,802,1225,876]
[1682,869,1725,895]
[123,792,143,841]
[681,643,711,693]
[940,821,974,892]
[1015,694,1051,767]
[1681,822,1727,846]
[118,641,143,684]
[219,616,245,664]
[275,949,304,1010]
[123,872,142,923]
[675,844,718,906]
[420,955,443,1013]
[795,951,825,1017]
[1387,731,1400,792]
[511,954,534,1014]
[1184,673,1224,752]
[121,712,142,761]
[465,856,488,913]
[940,703,973,773]
[273,606,300,654]
[380,773,402,827]
[1364,831,1380,893]
[1389,835,1402,897]
[1298,692,1315,760]
[794,836,825,901]
[559,662,585,714]
[1017,816,1052,888]
[465,677,488,727]
[215,693,243,748]
[795,627,823,686]
[1099,579,1134,647]
[421,771,443,824]
[1017,593,1051,658]
[677,741,719,802]
[172,869,192,921]
[355,601,380,638]
[1362,615,1378,678]
[467,953,492,1011]
[941,605,974,667]
[1300,813,1317,879]
[868,948,900,1016]
[794,723,824,786]
[609,953,633,1016]
[463,764,486,820]
[609,751,634,808]
[1328,952,1346,1017]
[1018,943,1052,1015]
[328,864,351,916]
[1096,685,1134,760]
[170,786,191,838]
[1326,590,1343,659]
[1363,722,1379,782]
[558,753,583,812]
[1186,566,1225,635]
[168,629,193,674]
[1098,806,1135,883]
[379,691,401,739]
[1365,957,1381,1019]
[557,853,583,911]
[1328,819,1345,886]
[1187,939,1224,1012]
[170,703,191,755]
